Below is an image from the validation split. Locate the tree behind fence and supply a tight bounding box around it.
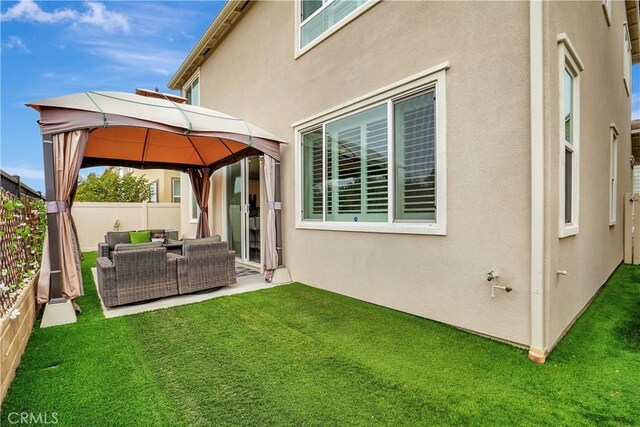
[0,188,46,318]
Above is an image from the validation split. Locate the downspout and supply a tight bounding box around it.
[529,0,546,363]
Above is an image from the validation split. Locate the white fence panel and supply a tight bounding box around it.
[72,202,181,252]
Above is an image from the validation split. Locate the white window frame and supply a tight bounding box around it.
[602,0,612,27]
[149,180,158,203]
[182,69,201,106]
[293,62,448,235]
[558,34,584,238]
[182,70,201,224]
[171,177,181,203]
[189,184,200,224]
[623,22,632,97]
[609,124,619,226]
[294,0,381,59]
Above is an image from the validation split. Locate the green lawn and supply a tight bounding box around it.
[2,252,639,426]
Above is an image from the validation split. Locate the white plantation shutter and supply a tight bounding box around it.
[300,87,441,227]
[326,104,388,222]
[395,91,436,221]
[365,119,388,214]
[302,129,323,220]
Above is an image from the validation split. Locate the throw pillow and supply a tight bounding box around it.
[129,230,151,244]
[151,232,166,243]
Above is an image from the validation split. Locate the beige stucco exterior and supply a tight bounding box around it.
[126,168,181,204]
[543,1,631,349]
[170,1,635,356]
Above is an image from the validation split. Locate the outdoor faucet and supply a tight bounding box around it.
[485,270,512,298]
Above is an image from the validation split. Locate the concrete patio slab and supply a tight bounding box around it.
[91,267,291,319]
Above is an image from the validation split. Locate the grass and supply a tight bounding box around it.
[1,252,639,426]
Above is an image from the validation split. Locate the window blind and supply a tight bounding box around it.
[395,91,436,221]
[326,104,388,222]
[302,129,323,220]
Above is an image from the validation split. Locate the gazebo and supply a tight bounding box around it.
[27,91,286,327]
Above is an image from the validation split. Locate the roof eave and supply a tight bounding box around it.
[168,0,252,90]
[626,1,640,63]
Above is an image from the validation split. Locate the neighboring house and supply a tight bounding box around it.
[168,0,639,362]
[116,167,182,204]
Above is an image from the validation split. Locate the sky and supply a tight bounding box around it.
[2,1,640,193]
[0,0,224,192]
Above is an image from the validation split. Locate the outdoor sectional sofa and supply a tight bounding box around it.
[96,235,236,307]
[99,229,181,259]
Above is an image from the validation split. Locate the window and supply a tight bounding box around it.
[624,22,632,97]
[602,0,611,27]
[149,181,158,203]
[558,35,583,238]
[189,187,200,223]
[297,0,377,53]
[171,178,181,203]
[296,64,447,235]
[610,125,619,225]
[183,73,200,106]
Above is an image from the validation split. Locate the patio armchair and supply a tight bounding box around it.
[96,246,180,307]
[175,238,236,294]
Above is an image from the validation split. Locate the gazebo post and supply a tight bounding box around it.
[274,160,283,266]
[40,133,77,328]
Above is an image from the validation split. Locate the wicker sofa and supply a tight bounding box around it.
[176,237,236,294]
[96,245,181,307]
[98,229,180,259]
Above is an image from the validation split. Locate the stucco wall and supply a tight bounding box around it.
[195,0,533,345]
[544,1,631,349]
[129,169,181,203]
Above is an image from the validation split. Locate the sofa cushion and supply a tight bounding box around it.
[130,230,151,244]
[182,235,222,248]
[114,241,163,252]
[106,231,131,249]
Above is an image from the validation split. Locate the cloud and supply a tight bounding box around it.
[81,40,184,76]
[2,166,44,180]
[0,0,129,33]
[74,2,129,33]
[2,35,30,53]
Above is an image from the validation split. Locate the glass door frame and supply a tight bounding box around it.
[223,156,262,269]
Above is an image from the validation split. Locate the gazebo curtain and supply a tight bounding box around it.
[37,130,88,303]
[188,168,211,239]
[263,155,279,282]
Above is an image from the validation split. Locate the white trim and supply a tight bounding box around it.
[171,177,181,203]
[181,69,201,106]
[602,0,612,27]
[558,35,582,239]
[529,0,546,362]
[221,169,229,242]
[188,182,199,224]
[557,33,585,72]
[294,0,381,59]
[149,180,159,203]
[294,66,447,236]
[623,22,632,97]
[609,124,619,226]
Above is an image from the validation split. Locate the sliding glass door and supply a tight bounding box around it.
[226,156,261,265]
